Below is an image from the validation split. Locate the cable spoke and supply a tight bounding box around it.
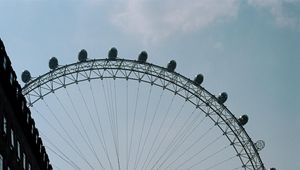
[113,80,121,170]
[205,154,236,170]
[40,132,81,170]
[125,80,129,170]
[149,99,187,169]
[140,89,165,170]
[174,134,224,170]
[64,88,104,169]
[150,106,206,169]
[46,145,80,170]
[133,85,153,170]
[144,94,176,170]
[186,144,231,170]
[165,124,215,169]
[127,82,140,170]
[41,99,90,163]
[89,81,113,169]
[32,103,95,169]
[101,79,120,169]
[77,85,105,169]
[160,110,207,169]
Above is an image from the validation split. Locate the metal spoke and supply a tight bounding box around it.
[89,82,113,169]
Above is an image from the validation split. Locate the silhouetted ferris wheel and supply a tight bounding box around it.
[21,48,268,170]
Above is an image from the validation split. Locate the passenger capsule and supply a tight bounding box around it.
[167,60,176,72]
[255,140,265,151]
[217,92,228,104]
[108,47,118,60]
[21,70,31,83]
[193,74,204,86]
[78,49,88,62]
[138,51,148,63]
[238,114,249,126]
[49,57,58,70]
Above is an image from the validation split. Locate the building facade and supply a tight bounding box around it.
[0,39,52,170]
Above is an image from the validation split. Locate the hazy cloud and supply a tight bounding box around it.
[111,0,299,42]
[111,0,239,42]
[248,0,300,28]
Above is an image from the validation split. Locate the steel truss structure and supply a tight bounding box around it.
[22,58,265,170]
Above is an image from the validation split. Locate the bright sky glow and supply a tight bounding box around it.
[1,0,299,169]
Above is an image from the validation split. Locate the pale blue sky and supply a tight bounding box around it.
[1,0,299,169]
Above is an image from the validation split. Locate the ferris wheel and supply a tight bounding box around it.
[21,48,270,170]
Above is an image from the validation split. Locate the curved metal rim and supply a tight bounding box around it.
[22,58,265,170]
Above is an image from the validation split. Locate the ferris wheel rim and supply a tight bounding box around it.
[22,58,265,170]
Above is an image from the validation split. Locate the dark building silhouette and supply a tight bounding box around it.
[0,39,52,170]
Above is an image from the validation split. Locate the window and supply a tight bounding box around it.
[17,141,20,160]
[9,72,14,85]
[3,117,6,134]
[3,57,6,70]
[31,124,34,135]
[0,154,3,170]
[16,88,19,99]
[39,144,42,153]
[22,153,26,169]
[10,129,14,148]
[35,134,38,144]
[26,113,30,124]
[47,160,49,169]
[21,101,25,111]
